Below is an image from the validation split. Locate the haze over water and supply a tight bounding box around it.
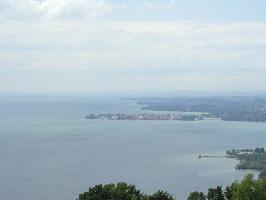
[0,95,265,200]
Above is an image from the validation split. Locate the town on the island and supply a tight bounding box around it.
[85,113,216,121]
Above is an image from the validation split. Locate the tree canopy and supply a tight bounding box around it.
[77,182,174,200]
[77,175,266,200]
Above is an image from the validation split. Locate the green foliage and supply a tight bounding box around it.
[231,174,266,200]
[224,185,233,200]
[148,190,174,200]
[77,183,174,200]
[187,191,206,200]
[78,175,266,200]
[253,178,266,200]
[78,182,143,200]
[207,186,224,200]
[193,174,266,200]
[231,174,256,200]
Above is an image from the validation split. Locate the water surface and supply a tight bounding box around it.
[0,96,264,199]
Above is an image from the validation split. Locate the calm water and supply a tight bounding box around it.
[0,95,265,200]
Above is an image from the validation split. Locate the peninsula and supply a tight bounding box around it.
[135,96,266,122]
[225,148,266,178]
[199,148,266,179]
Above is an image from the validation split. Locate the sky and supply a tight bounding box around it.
[0,0,266,93]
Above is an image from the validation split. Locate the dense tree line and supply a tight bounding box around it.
[77,174,266,200]
[77,182,173,200]
[187,174,266,200]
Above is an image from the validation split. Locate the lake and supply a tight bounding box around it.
[0,95,265,200]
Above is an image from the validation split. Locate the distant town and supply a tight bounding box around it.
[85,113,215,121]
[135,96,266,122]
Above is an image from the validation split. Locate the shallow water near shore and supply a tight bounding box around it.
[0,96,264,200]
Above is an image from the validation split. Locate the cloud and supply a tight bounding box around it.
[0,1,266,92]
[1,20,266,74]
[0,0,116,20]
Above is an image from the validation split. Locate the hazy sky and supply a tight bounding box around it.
[1,0,266,93]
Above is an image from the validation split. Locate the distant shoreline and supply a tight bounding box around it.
[133,96,266,122]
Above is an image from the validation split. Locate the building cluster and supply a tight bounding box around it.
[85,113,204,121]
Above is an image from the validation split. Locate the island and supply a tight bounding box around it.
[85,113,211,121]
